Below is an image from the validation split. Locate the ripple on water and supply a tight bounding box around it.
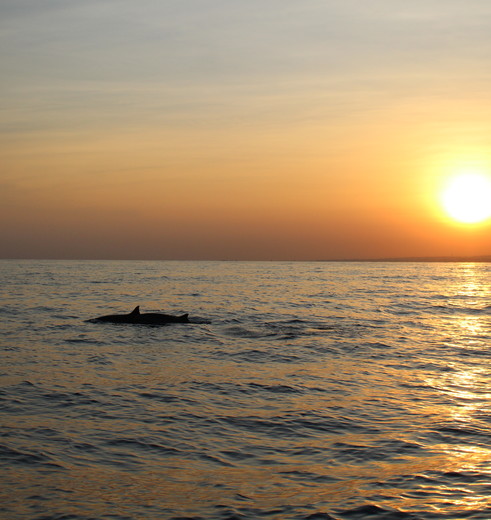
[0,444,65,471]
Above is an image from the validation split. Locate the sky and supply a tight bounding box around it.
[1,0,491,260]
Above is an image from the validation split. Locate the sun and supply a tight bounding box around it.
[440,170,491,224]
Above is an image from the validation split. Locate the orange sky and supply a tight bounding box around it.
[1,1,491,260]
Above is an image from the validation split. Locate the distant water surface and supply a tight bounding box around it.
[1,260,491,520]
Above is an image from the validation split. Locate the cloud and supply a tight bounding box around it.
[3,1,491,85]
[2,0,491,142]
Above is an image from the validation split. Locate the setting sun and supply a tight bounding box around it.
[440,171,491,224]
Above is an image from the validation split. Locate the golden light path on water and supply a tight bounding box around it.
[413,264,491,516]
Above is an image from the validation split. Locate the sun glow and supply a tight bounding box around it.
[440,170,491,224]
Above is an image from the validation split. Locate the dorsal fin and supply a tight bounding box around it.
[129,306,140,315]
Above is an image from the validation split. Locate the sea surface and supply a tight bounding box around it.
[1,260,491,520]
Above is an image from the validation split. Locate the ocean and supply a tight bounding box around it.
[1,260,491,520]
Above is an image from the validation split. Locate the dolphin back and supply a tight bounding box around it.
[87,306,190,325]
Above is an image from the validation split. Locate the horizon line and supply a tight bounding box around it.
[1,255,491,263]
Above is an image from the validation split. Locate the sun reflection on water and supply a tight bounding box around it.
[402,262,491,516]
[456,315,485,336]
[453,263,488,299]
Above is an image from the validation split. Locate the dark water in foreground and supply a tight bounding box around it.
[1,260,491,520]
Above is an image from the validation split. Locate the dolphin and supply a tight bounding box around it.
[87,306,190,325]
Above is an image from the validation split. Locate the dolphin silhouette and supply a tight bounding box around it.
[87,306,190,325]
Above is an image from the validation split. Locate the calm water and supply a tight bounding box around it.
[1,260,491,520]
